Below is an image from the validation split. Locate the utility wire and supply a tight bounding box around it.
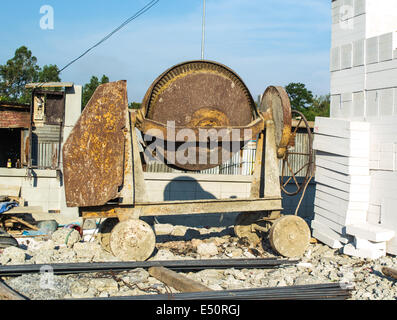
[29,0,159,92]
[59,0,160,73]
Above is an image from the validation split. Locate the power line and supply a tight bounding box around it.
[58,0,160,73]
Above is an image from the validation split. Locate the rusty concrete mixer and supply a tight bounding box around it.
[62,60,314,261]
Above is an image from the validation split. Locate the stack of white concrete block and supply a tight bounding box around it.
[312,117,369,248]
[312,117,396,258]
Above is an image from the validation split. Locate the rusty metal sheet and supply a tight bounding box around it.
[63,81,128,207]
[44,92,65,125]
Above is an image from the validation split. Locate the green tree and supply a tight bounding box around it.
[285,82,314,112]
[38,64,61,83]
[82,75,110,109]
[129,102,141,109]
[0,46,40,103]
[304,94,330,121]
[0,46,62,103]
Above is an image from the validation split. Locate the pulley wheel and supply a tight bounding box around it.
[98,218,119,253]
[260,86,292,158]
[234,212,270,247]
[110,219,156,261]
[269,215,311,258]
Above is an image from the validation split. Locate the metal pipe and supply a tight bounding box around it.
[201,0,206,60]
[82,283,353,300]
[0,258,299,277]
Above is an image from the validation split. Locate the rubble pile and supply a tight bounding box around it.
[0,224,396,300]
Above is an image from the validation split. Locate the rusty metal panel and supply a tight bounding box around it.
[44,92,65,125]
[63,81,128,207]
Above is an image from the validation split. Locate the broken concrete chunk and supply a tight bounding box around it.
[196,242,219,257]
[0,246,27,265]
[52,229,81,247]
[154,224,174,236]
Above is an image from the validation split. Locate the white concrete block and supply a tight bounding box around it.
[315,157,369,176]
[369,175,397,206]
[312,229,343,249]
[331,66,365,95]
[366,69,397,91]
[379,32,394,62]
[314,205,367,226]
[380,197,397,228]
[380,142,395,153]
[369,160,380,170]
[386,240,397,256]
[366,36,379,65]
[367,211,381,225]
[312,219,350,243]
[378,88,394,117]
[366,58,397,73]
[313,125,369,140]
[313,212,345,234]
[315,166,371,189]
[316,150,369,167]
[345,223,395,242]
[316,183,369,202]
[341,43,353,69]
[316,191,369,212]
[354,0,366,16]
[315,116,370,132]
[330,94,342,118]
[313,134,369,158]
[394,88,397,115]
[343,243,386,259]
[353,91,365,118]
[354,237,387,250]
[378,151,395,171]
[368,204,381,215]
[315,168,372,189]
[331,47,341,71]
[370,142,381,153]
[366,90,379,117]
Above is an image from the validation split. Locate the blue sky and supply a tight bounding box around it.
[0,0,331,102]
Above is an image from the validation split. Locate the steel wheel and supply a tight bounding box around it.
[280,110,313,196]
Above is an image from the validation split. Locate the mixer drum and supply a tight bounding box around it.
[140,60,259,171]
